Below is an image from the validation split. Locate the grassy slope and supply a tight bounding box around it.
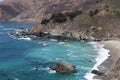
[59,0,120,39]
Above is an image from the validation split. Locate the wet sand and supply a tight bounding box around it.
[101,40,120,62]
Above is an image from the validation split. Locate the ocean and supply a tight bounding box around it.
[0,21,109,80]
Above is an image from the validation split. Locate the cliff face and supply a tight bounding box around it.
[0,0,91,21]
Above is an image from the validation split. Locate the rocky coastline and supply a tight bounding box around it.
[9,24,120,80]
[10,24,111,42]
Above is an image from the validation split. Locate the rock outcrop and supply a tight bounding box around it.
[91,70,104,76]
[29,24,43,34]
[49,61,77,74]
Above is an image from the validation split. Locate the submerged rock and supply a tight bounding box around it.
[49,61,77,74]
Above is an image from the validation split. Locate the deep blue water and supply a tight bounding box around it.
[0,21,97,80]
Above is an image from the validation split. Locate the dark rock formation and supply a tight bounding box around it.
[91,70,104,76]
[49,61,77,74]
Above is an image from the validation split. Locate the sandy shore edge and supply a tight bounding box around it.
[101,40,120,62]
[94,40,120,80]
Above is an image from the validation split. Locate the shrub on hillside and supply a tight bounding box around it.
[89,9,99,17]
[65,10,82,21]
[89,11,94,17]
[50,13,67,23]
[41,19,50,25]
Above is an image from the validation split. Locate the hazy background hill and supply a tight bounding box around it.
[0,0,92,21]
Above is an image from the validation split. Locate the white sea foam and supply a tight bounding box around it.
[84,42,110,80]
[56,58,63,61]
[43,43,47,46]
[46,67,56,74]
[49,70,56,74]
[58,42,66,45]
[18,37,31,41]
[49,39,57,42]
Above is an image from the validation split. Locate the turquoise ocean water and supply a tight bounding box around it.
[0,21,98,80]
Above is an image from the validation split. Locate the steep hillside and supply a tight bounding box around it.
[29,0,120,40]
[0,0,92,21]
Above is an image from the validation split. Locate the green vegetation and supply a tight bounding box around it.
[65,10,82,21]
[41,19,50,25]
[50,13,67,23]
[41,10,82,24]
[89,9,99,17]
[96,0,102,3]
[113,10,120,16]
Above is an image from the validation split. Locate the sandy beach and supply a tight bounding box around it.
[102,40,120,62]
[96,40,120,80]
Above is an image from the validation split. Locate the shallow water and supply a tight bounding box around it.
[0,21,97,80]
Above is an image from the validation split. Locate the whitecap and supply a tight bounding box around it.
[46,67,56,74]
[49,70,56,74]
[56,58,63,61]
[18,37,31,41]
[49,39,57,42]
[58,42,66,45]
[43,43,47,46]
[84,42,110,80]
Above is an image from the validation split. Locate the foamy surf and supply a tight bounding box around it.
[46,67,56,74]
[58,42,66,45]
[18,37,31,41]
[84,42,110,80]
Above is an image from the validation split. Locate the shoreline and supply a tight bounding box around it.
[84,42,110,80]
[101,40,120,62]
[101,40,120,80]
[92,40,120,80]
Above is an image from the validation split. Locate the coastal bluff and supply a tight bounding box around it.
[102,40,120,80]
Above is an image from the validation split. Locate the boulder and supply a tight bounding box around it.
[49,61,77,74]
[91,70,104,76]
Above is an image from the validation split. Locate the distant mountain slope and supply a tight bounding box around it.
[0,0,93,21]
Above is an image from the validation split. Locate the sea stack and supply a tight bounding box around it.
[49,61,77,74]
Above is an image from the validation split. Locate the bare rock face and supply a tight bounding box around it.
[50,61,77,74]
[30,24,43,34]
